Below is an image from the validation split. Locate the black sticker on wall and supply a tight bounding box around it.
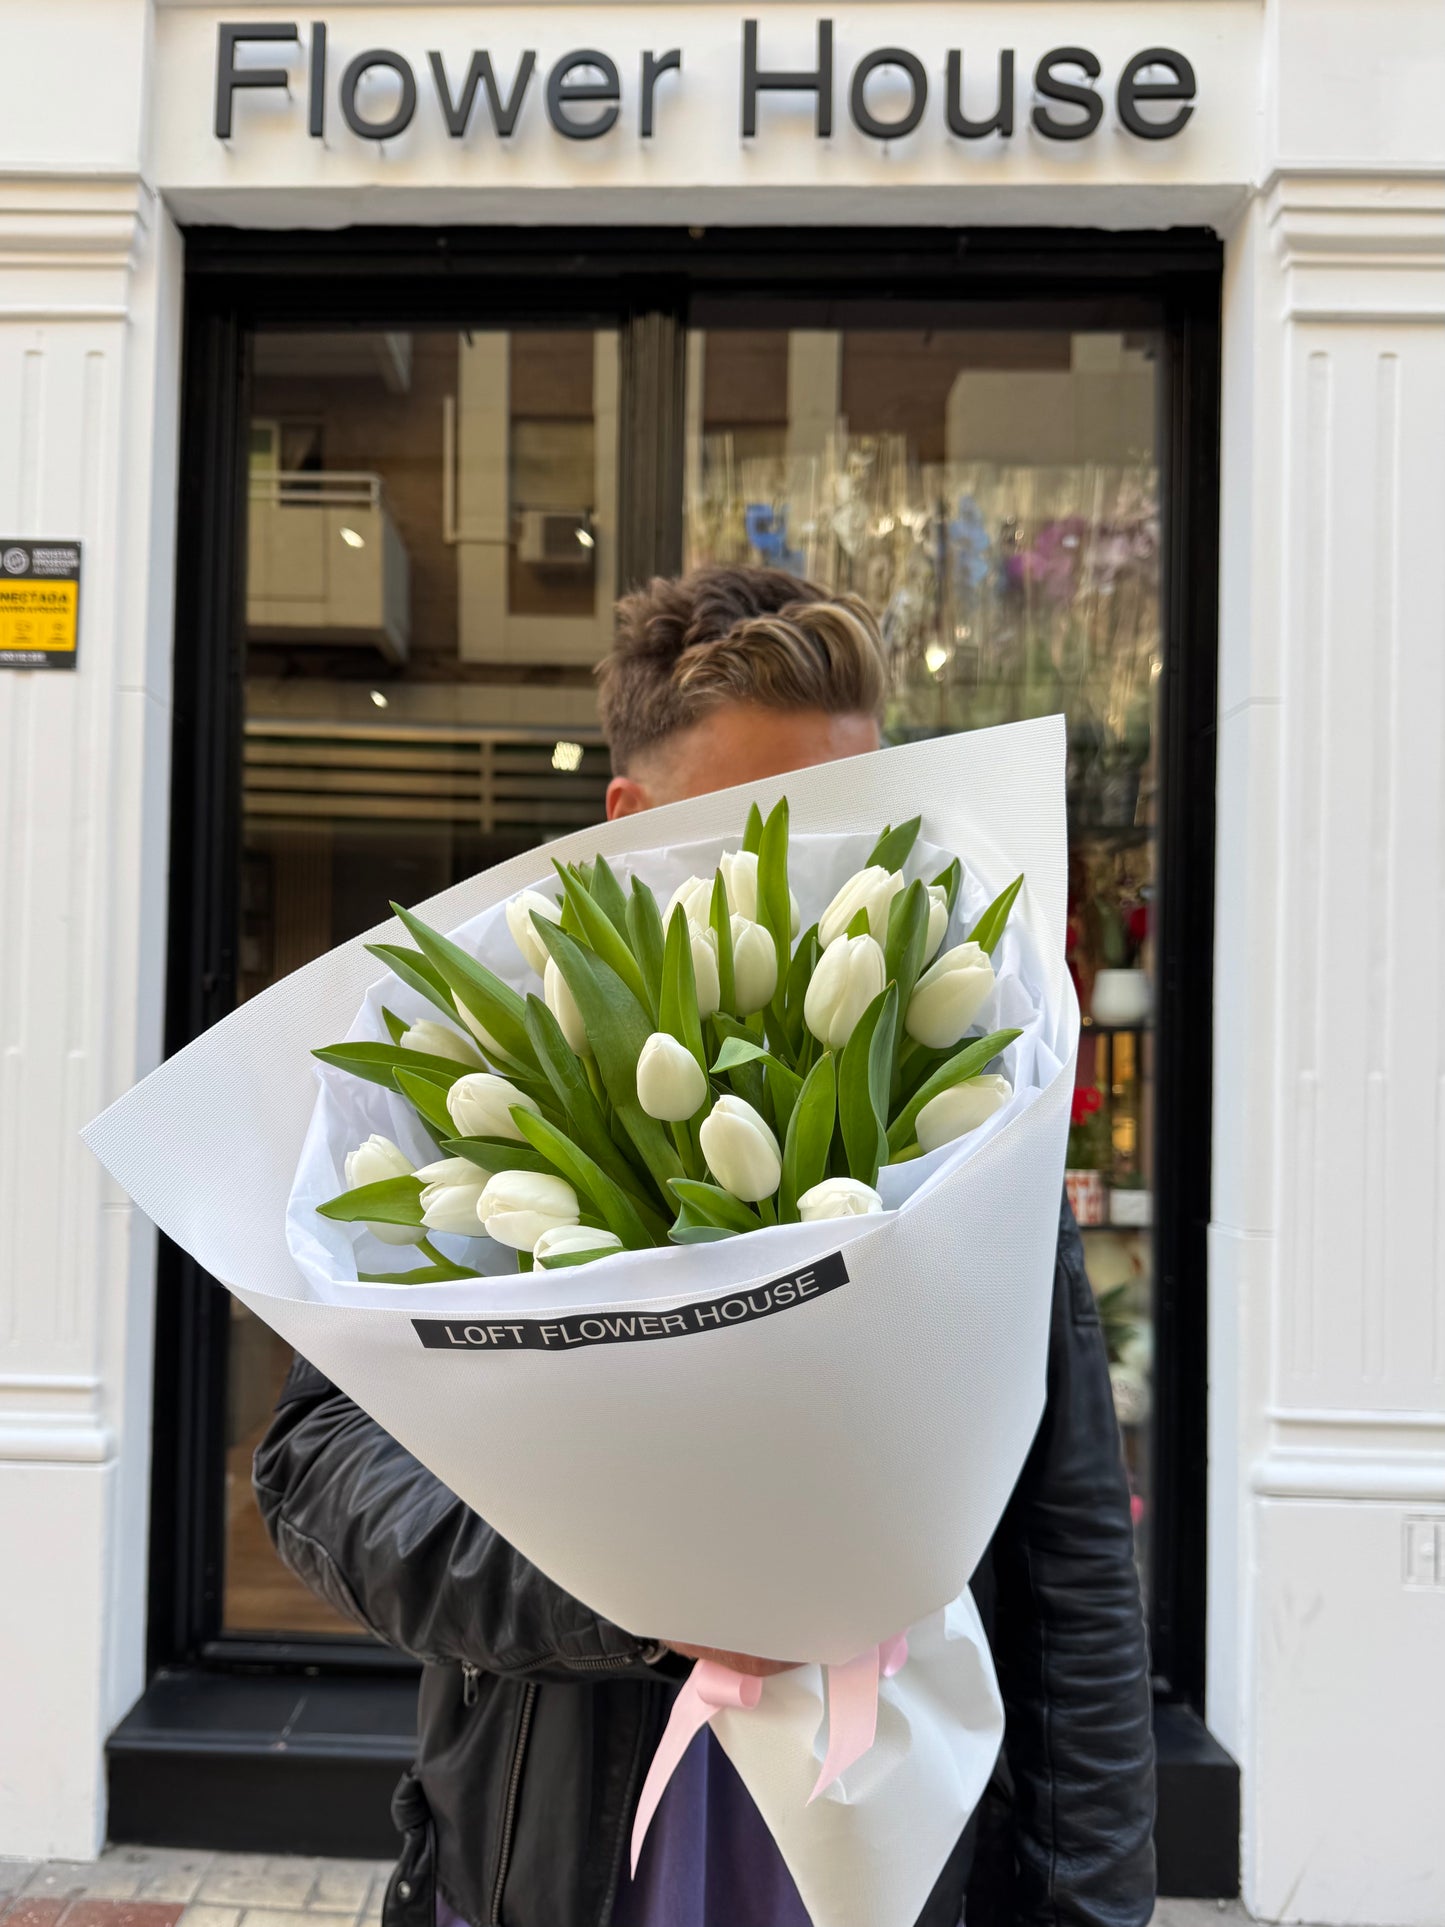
[413,1250,849,1352]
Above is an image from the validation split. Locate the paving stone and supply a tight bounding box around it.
[304,1865,374,1916]
[0,1870,37,1903]
[25,1866,145,1904]
[175,1904,242,1927]
[236,1909,316,1927]
[0,1901,69,1927]
[131,1861,210,1909]
[195,1868,314,1913]
[64,1903,186,1927]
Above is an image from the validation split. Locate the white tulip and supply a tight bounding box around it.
[414,1156,488,1236]
[905,941,996,1049]
[544,957,590,1055]
[344,1135,425,1246]
[690,924,721,1020]
[665,874,715,930]
[729,915,778,1016]
[446,1072,542,1142]
[803,932,886,1049]
[915,1074,1012,1153]
[399,1018,483,1067]
[924,884,950,961]
[818,864,906,948]
[718,849,801,936]
[636,1032,708,1122]
[699,1094,782,1202]
[478,1170,580,1250]
[534,1225,625,1264]
[505,889,563,976]
[797,1177,884,1222]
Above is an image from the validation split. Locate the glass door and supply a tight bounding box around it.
[683,317,1162,1591]
[159,230,1217,1704]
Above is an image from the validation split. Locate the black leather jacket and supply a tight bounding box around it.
[254,1196,1154,1927]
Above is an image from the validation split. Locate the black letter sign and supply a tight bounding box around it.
[1117,48,1196,139]
[215,21,299,139]
[546,50,621,139]
[1032,47,1103,141]
[340,48,418,140]
[742,18,834,138]
[946,49,1014,139]
[849,48,928,140]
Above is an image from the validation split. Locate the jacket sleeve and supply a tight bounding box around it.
[987,1195,1157,1927]
[252,1351,674,1682]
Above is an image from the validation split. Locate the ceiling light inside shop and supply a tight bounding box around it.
[575,528,595,549]
[552,740,584,773]
[339,526,366,548]
[370,689,389,709]
[924,644,951,676]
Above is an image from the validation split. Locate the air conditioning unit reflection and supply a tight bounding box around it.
[517,510,595,568]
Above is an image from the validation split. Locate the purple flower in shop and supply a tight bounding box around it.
[1007,516,1089,600]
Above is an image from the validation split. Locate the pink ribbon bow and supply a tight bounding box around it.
[630,1633,910,1877]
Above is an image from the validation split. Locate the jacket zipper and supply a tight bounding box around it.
[488,1680,537,1925]
[462,1663,481,1706]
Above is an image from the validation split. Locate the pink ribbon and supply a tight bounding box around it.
[630,1633,911,1877]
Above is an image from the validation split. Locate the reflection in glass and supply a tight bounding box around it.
[685,326,1160,1587]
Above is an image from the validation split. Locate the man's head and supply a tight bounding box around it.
[599,566,887,819]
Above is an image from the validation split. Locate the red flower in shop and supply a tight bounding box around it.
[1070,1084,1103,1129]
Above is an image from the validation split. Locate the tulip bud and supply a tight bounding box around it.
[718,849,801,936]
[904,941,996,1049]
[544,957,590,1055]
[699,1094,782,1202]
[399,1018,484,1068]
[729,915,778,1016]
[414,1156,489,1236]
[818,865,906,948]
[797,1177,884,1222]
[636,1032,708,1122]
[478,1170,581,1250]
[665,874,715,931]
[505,889,563,976]
[803,932,886,1048]
[690,924,721,1021]
[915,1074,1012,1153]
[533,1225,625,1265]
[344,1135,425,1246]
[446,1072,542,1142]
[924,884,950,961]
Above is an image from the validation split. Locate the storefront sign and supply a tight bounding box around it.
[0,541,81,671]
[215,20,1196,146]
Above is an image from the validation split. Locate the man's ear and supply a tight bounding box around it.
[606,774,652,820]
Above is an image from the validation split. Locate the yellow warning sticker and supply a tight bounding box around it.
[0,541,81,668]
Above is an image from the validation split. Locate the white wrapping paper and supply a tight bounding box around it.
[83,716,1078,1927]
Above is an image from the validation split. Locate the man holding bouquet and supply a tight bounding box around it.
[255,565,1154,1927]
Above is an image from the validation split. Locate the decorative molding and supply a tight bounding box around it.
[1251,1449,1445,1504]
[0,174,154,314]
[0,1373,112,1465]
[1264,170,1445,322]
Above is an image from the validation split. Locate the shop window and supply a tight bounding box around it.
[686,324,1161,1586]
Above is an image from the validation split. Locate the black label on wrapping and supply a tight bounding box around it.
[412,1251,849,1351]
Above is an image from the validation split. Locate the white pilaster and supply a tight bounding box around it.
[1213,158,1445,1923]
[0,43,183,1851]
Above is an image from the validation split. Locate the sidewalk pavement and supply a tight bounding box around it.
[0,1849,1257,1927]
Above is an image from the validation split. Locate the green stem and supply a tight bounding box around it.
[584,1055,607,1109]
[759,1195,777,1226]
[416,1235,447,1265]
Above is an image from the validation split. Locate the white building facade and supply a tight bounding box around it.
[1,3,1442,1922]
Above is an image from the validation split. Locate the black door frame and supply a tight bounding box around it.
[155,226,1221,1709]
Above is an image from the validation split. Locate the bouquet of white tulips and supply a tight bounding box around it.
[312,799,1026,1285]
[84,720,1079,1927]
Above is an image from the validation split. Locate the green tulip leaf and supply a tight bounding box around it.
[782,922,821,1058]
[742,800,765,855]
[522,994,658,1202]
[669,1178,765,1236]
[764,1057,803,1143]
[536,1245,627,1269]
[589,854,632,939]
[365,942,460,1023]
[968,874,1024,956]
[780,1051,836,1221]
[930,857,962,921]
[318,1175,424,1226]
[358,1257,483,1283]
[884,879,931,1037]
[553,861,650,1012]
[390,903,537,1072]
[846,905,871,940]
[866,814,922,872]
[532,916,684,1201]
[514,1109,667,1248]
[886,1026,1022,1154]
[756,796,792,991]
[667,1221,735,1245]
[626,880,666,1019]
[709,872,736,1017]
[381,1006,409,1046]
[660,905,708,1074]
[838,981,898,1187]
[394,1068,458,1140]
[440,1134,556,1177]
[312,1041,471,1093]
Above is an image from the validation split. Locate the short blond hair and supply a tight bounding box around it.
[599,566,888,772]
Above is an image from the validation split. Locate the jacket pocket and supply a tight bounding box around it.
[383,1770,437,1927]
